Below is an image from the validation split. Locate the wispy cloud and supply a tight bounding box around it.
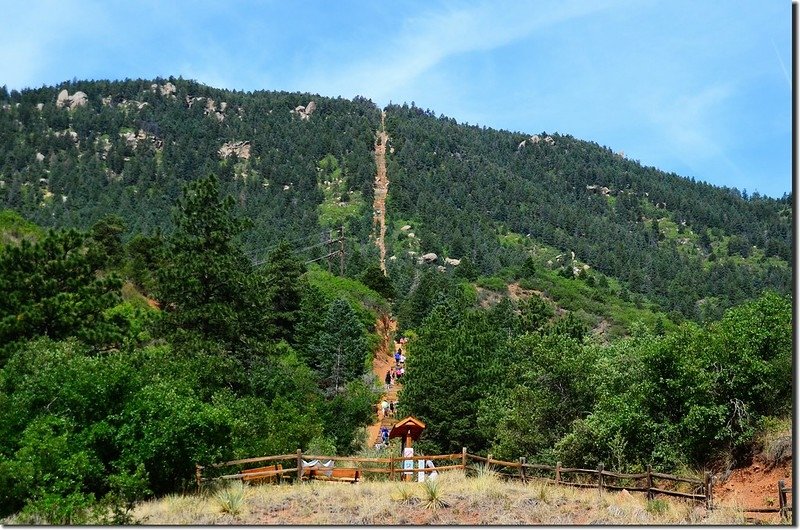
[639,83,747,180]
[770,37,791,89]
[298,0,624,102]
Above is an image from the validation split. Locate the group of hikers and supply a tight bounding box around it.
[376,338,408,449]
[380,398,397,419]
[384,347,406,390]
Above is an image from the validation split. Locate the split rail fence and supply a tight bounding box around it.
[740,480,793,523]
[196,447,720,508]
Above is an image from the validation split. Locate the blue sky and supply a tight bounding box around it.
[0,0,792,198]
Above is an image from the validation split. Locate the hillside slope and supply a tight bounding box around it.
[0,80,791,322]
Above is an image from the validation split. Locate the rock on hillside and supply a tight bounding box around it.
[56,90,88,110]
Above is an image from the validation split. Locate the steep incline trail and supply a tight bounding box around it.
[366,313,405,447]
[372,112,389,274]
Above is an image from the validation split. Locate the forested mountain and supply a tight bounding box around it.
[0,79,792,523]
[0,79,790,324]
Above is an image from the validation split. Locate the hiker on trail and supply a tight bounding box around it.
[394,350,401,365]
[399,353,406,364]
[388,401,395,417]
[385,370,392,390]
[380,426,389,443]
[381,399,390,418]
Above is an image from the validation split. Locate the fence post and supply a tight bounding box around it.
[487,453,493,467]
[461,447,467,471]
[555,461,561,485]
[705,472,713,510]
[778,480,787,521]
[195,464,203,492]
[389,454,395,481]
[598,463,604,494]
[519,457,526,483]
[646,465,653,500]
[296,449,303,482]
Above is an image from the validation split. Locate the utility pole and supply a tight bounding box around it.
[339,225,345,276]
[326,229,333,272]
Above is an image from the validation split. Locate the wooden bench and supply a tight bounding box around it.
[242,464,283,484]
[304,467,360,483]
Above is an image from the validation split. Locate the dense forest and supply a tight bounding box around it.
[0,79,792,523]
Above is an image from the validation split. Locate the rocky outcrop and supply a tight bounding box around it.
[36,103,44,111]
[419,252,438,264]
[400,225,412,231]
[586,185,612,196]
[444,257,461,266]
[120,129,163,149]
[35,152,45,162]
[518,134,554,150]
[291,100,316,121]
[160,82,176,96]
[218,141,251,159]
[56,90,88,109]
[182,95,227,120]
[55,129,79,142]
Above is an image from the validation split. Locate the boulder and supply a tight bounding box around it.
[35,152,45,162]
[70,91,88,108]
[444,257,461,266]
[421,252,438,263]
[160,82,176,96]
[56,89,70,108]
[436,265,446,272]
[218,141,251,159]
[530,135,541,144]
[517,140,527,150]
[293,101,317,121]
[544,136,555,145]
[36,103,44,111]
[400,225,412,231]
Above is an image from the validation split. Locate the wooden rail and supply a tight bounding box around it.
[196,447,717,508]
[742,480,793,523]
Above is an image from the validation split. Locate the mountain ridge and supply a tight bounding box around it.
[0,77,791,325]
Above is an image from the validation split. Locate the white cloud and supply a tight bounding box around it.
[298,0,625,103]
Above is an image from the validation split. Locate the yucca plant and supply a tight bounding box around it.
[393,484,419,506]
[421,479,449,510]
[214,481,247,516]
[535,483,550,504]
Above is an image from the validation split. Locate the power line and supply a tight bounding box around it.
[250,226,347,269]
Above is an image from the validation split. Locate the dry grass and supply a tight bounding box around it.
[132,472,759,525]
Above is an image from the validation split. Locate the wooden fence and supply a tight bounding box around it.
[741,480,793,523]
[196,447,719,508]
[466,453,712,508]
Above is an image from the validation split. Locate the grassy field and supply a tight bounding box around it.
[128,469,754,525]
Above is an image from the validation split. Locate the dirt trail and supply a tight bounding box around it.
[372,111,389,274]
[366,312,405,447]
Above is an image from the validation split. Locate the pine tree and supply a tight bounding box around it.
[156,175,253,353]
[311,299,367,395]
[260,241,306,343]
[0,229,122,358]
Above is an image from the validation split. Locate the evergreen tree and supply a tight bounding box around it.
[0,229,122,359]
[311,298,367,395]
[156,175,253,353]
[260,241,306,343]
